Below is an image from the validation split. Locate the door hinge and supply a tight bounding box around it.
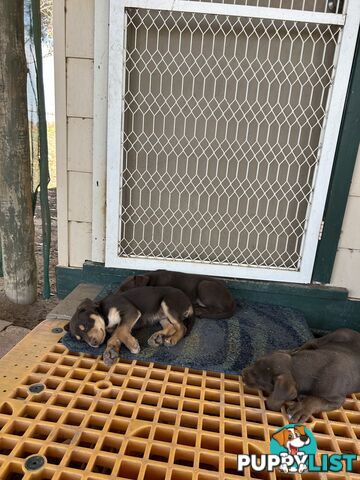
[318,220,325,240]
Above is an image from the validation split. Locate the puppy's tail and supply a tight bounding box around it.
[194,300,237,319]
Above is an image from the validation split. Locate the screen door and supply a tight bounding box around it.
[106,0,360,282]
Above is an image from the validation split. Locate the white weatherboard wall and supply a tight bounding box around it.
[54,0,360,298]
[54,0,95,267]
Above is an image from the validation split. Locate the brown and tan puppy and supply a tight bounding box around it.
[119,269,236,319]
[242,328,360,422]
[67,286,194,365]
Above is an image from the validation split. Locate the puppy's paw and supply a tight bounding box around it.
[148,331,164,347]
[286,400,297,412]
[103,347,119,366]
[128,338,140,354]
[287,401,312,423]
[164,335,178,346]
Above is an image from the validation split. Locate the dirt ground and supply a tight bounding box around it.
[0,188,59,330]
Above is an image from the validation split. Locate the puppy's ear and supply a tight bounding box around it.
[135,275,150,287]
[119,275,136,291]
[267,372,297,411]
[77,298,99,312]
[63,322,70,331]
[77,298,93,309]
[120,274,150,291]
[272,428,288,446]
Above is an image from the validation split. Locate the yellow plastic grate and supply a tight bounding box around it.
[0,320,359,480]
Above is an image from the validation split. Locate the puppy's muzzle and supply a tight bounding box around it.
[242,368,255,387]
[87,329,106,348]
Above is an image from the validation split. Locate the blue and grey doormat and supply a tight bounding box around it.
[61,285,313,375]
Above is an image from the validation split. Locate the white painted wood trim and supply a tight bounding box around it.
[297,0,360,282]
[92,0,110,263]
[53,0,68,266]
[105,1,127,267]
[123,0,345,25]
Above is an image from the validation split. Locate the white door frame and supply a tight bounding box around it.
[105,0,360,283]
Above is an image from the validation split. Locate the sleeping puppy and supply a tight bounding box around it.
[119,269,236,319]
[242,328,360,422]
[67,286,193,365]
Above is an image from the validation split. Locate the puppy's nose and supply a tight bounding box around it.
[89,338,99,347]
[242,369,251,384]
[300,435,308,442]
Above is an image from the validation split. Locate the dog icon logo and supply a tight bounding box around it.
[270,424,317,473]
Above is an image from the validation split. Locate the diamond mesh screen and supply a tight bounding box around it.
[183,0,345,14]
[119,8,341,270]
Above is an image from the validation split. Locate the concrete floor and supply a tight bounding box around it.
[0,321,30,358]
[0,283,103,359]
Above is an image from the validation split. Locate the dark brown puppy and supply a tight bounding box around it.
[119,269,236,319]
[67,286,193,365]
[242,328,360,422]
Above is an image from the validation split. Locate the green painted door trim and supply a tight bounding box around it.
[312,31,360,283]
[56,261,360,333]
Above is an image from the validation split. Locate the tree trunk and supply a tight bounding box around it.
[0,0,37,304]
